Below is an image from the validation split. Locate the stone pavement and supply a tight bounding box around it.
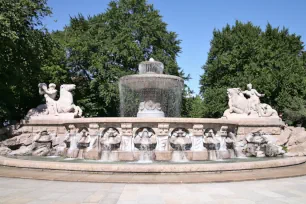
[0,176,306,204]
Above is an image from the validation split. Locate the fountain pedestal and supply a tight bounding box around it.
[191,151,209,160]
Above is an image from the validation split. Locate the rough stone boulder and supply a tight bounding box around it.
[286,143,306,157]
[287,127,306,146]
[276,127,292,146]
[0,147,12,155]
[2,137,18,147]
[243,131,285,158]
[279,126,306,157]
[9,145,33,156]
[265,143,284,157]
[32,146,50,156]
[3,133,33,147]
[0,125,22,137]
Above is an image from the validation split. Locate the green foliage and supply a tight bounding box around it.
[200,21,306,125]
[181,87,205,118]
[55,0,184,117]
[181,95,205,118]
[281,145,288,153]
[0,0,57,126]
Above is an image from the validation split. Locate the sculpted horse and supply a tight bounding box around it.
[223,88,250,118]
[26,84,82,118]
[56,84,82,117]
[223,88,279,118]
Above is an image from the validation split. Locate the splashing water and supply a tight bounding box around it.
[67,134,78,158]
[138,144,153,163]
[171,144,189,162]
[219,137,227,151]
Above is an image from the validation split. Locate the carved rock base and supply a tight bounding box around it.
[155,151,172,161]
[65,148,79,158]
[83,150,100,160]
[191,151,209,161]
[137,110,165,118]
[101,151,118,161]
[118,151,134,161]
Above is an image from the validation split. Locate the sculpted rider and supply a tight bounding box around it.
[243,83,265,114]
[38,83,58,115]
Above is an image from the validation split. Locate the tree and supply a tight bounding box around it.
[181,93,205,118]
[0,0,59,126]
[200,21,306,125]
[54,0,184,117]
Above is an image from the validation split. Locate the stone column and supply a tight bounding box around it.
[84,123,100,160]
[119,123,133,160]
[155,123,171,160]
[192,124,208,160]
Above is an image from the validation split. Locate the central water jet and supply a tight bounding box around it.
[119,58,184,117]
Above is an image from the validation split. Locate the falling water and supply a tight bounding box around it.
[67,134,78,158]
[228,149,236,158]
[101,144,119,162]
[219,137,227,151]
[205,142,219,161]
[119,59,184,117]
[171,144,189,162]
[138,144,153,163]
[101,144,112,161]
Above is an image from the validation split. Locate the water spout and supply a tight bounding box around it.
[138,144,153,163]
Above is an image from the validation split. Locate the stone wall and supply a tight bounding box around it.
[0,118,285,160]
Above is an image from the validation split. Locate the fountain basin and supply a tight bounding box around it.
[119,74,184,117]
[1,156,305,173]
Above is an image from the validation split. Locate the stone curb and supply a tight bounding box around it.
[0,156,305,173]
[0,161,306,184]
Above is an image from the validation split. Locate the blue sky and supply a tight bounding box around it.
[43,0,306,94]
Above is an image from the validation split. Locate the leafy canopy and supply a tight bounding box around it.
[0,0,56,126]
[200,21,306,125]
[54,0,184,117]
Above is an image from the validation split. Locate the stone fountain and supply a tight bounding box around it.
[119,58,184,117]
[0,59,298,164]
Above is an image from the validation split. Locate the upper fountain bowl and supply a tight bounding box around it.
[138,58,164,74]
[119,59,184,117]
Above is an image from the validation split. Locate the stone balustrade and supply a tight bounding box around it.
[10,118,284,161]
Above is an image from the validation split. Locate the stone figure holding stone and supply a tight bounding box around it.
[242,83,265,113]
[38,83,58,115]
[223,83,279,119]
[26,83,82,119]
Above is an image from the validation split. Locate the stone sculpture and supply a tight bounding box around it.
[243,131,285,157]
[32,129,54,156]
[137,100,164,118]
[243,83,264,113]
[26,83,82,119]
[100,128,121,150]
[134,128,157,150]
[170,128,191,151]
[39,83,58,115]
[64,125,81,158]
[223,84,279,119]
[78,129,91,148]
[218,126,235,151]
[204,129,219,150]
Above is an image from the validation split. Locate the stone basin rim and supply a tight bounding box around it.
[21,117,284,126]
[0,156,304,173]
[119,74,184,81]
